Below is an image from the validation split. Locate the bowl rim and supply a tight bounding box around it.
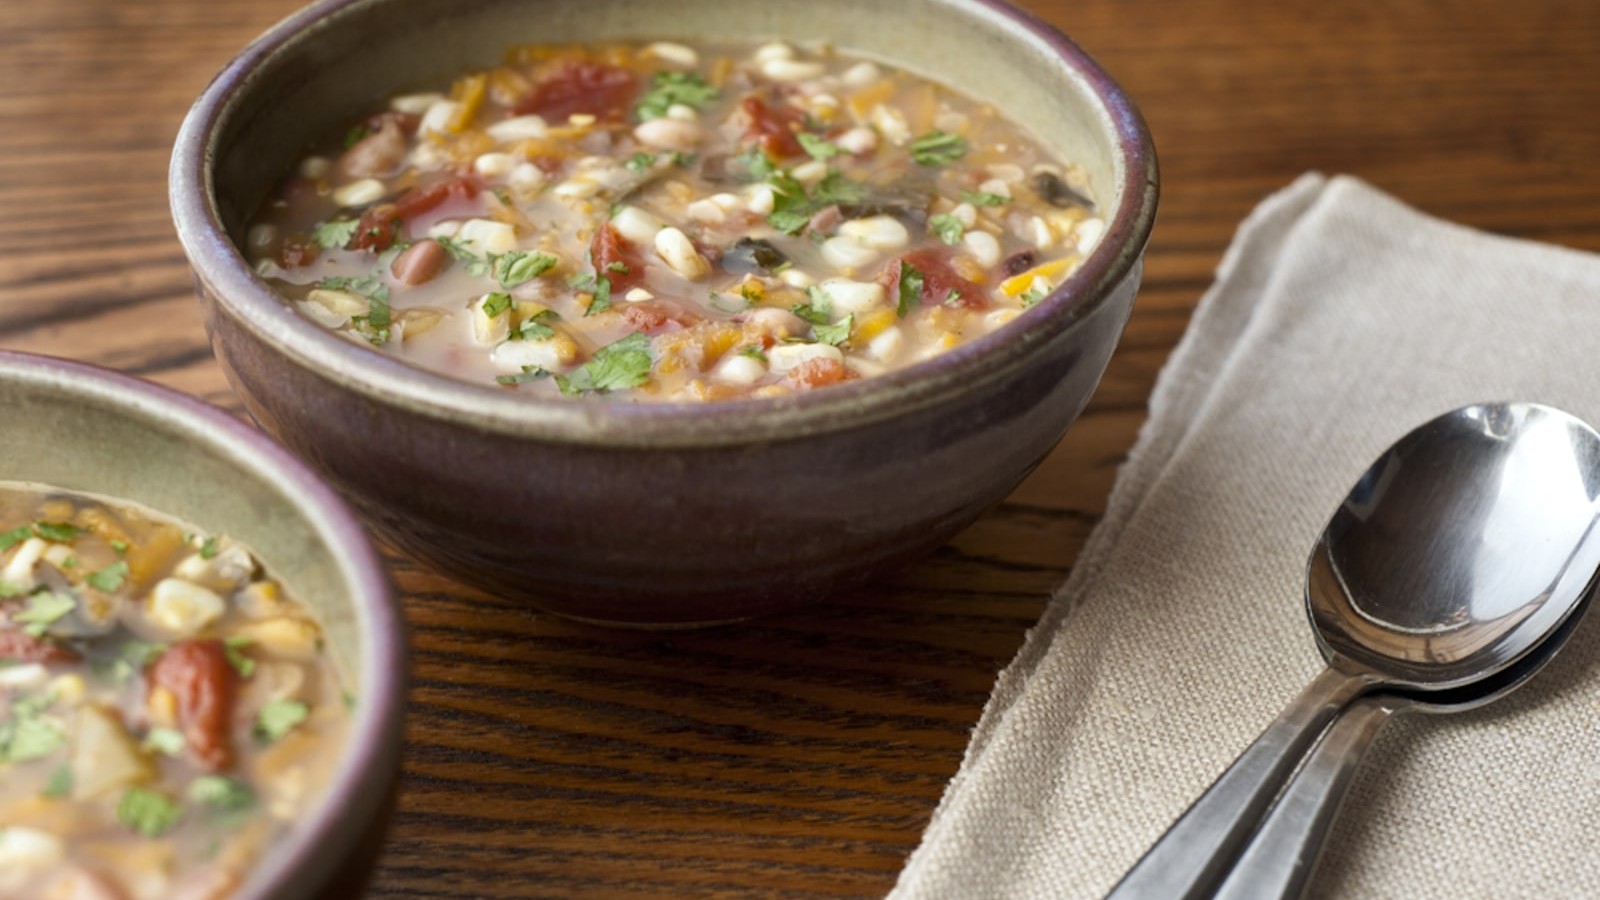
[0,349,406,900]
[170,0,1158,450]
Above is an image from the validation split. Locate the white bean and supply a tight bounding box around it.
[634,117,703,151]
[487,115,549,142]
[838,215,910,250]
[835,126,878,156]
[458,218,519,255]
[962,230,1002,268]
[493,335,578,371]
[1075,217,1106,254]
[647,41,699,68]
[611,205,665,245]
[767,342,843,372]
[817,278,886,314]
[686,198,727,224]
[470,294,511,345]
[331,178,385,208]
[418,99,460,136]
[148,578,226,637]
[754,42,795,64]
[867,325,905,363]
[841,61,881,87]
[654,227,710,279]
[820,235,880,270]
[714,353,767,386]
[762,58,826,82]
[473,152,518,178]
[390,92,445,115]
[746,184,777,216]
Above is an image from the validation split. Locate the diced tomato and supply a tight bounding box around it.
[786,357,857,390]
[0,628,78,664]
[350,175,482,253]
[511,59,640,122]
[737,96,808,159]
[147,639,237,772]
[590,224,647,292]
[621,300,696,333]
[878,248,988,311]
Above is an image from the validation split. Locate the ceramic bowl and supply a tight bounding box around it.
[0,351,405,900]
[170,0,1158,626]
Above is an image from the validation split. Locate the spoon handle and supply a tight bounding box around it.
[1211,696,1398,900]
[1105,666,1371,900]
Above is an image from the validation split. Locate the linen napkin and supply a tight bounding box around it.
[890,174,1600,900]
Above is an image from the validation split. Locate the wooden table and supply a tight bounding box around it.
[5,1,1598,896]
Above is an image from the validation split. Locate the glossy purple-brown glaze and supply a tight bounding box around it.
[171,0,1158,625]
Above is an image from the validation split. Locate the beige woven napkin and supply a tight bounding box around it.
[891,174,1600,900]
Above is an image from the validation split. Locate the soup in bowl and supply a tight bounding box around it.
[171,0,1157,625]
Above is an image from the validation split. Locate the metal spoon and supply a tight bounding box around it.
[1213,566,1597,900]
[1107,402,1600,900]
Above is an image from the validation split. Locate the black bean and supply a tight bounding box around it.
[1030,171,1095,210]
[721,238,789,275]
[1002,250,1038,277]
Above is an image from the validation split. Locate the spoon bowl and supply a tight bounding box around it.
[1107,402,1600,900]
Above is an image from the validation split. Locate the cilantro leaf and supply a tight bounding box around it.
[579,274,613,317]
[1020,285,1049,309]
[0,706,66,763]
[311,219,359,249]
[556,333,654,396]
[87,560,129,593]
[33,522,81,543]
[737,345,768,363]
[495,251,559,289]
[797,133,841,161]
[625,151,657,172]
[254,699,309,744]
[15,591,76,638]
[636,71,718,121]
[143,726,186,757]
[813,314,854,347]
[0,580,24,598]
[931,214,964,246]
[495,365,551,386]
[223,637,255,679]
[480,292,513,319]
[961,190,1009,207]
[910,131,968,167]
[897,260,925,317]
[513,309,560,341]
[791,303,831,326]
[0,525,32,552]
[199,537,219,560]
[188,775,256,813]
[118,787,182,837]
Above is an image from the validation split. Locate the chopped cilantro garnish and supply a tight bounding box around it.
[1020,285,1050,309]
[897,261,925,317]
[931,214,965,246]
[118,787,182,837]
[223,637,255,679]
[961,190,1010,207]
[87,560,130,593]
[811,171,867,206]
[60,556,77,570]
[109,539,129,555]
[764,168,867,236]
[513,309,560,341]
[351,295,392,345]
[797,133,841,161]
[188,775,256,813]
[910,131,968,167]
[496,365,551,386]
[42,764,72,798]
[0,580,27,598]
[569,272,613,316]
[15,591,75,638]
[494,251,559,289]
[0,525,31,552]
[434,235,478,262]
[942,288,964,307]
[199,536,219,560]
[311,219,359,250]
[813,314,854,347]
[144,726,186,757]
[555,332,654,396]
[636,71,719,121]
[342,123,370,149]
[625,151,657,172]
[33,521,81,543]
[791,303,831,326]
[254,699,310,744]
[480,292,513,319]
[0,702,66,763]
[735,149,778,181]
[737,345,768,363]
[316,274,390,304]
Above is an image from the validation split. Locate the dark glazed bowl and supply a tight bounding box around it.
[0,351,405,900]
[171,0,1158,626]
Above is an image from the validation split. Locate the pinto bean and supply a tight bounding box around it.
[147,639,237,772]
[337,117,408,180]
[0,627,79,663]
[390,239,450,286]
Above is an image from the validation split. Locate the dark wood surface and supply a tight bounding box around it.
[4,1,1599,896]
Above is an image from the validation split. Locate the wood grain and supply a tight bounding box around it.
[3,0,1598,896]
